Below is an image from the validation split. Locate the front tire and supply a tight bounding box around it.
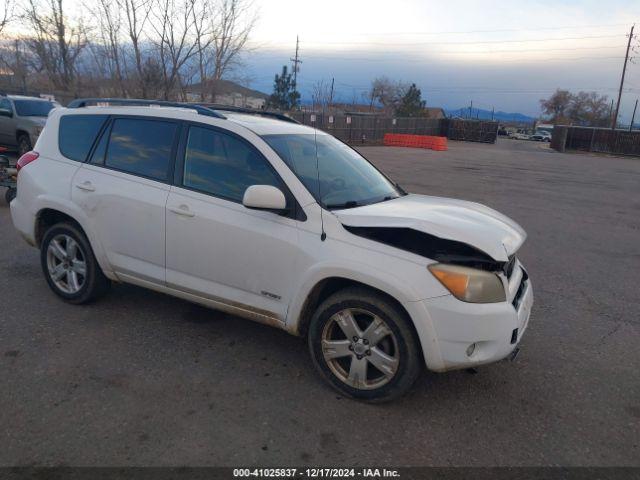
[40,223,110,304]
[308,287,422,402]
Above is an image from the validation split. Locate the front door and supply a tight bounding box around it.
[165,124,302,321]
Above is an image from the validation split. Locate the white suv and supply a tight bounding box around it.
[10,99,533,401]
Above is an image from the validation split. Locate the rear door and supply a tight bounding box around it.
[71,116,179,284]
[165,123,302,321]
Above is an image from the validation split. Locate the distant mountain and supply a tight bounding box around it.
[445,108,536,123]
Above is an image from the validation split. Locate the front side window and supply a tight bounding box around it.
[263,134,402,209]
[183,126,282,203]
[59,115,108,162]
[105,118,177,181]
[14,100,56,117]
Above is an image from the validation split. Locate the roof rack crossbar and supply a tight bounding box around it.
[196,103,300,124]
[67,98,227,119]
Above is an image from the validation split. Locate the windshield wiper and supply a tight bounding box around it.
[325,200,360,210]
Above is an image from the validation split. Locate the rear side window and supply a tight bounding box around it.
[59,115,108,162]
[105,118,178,181]
[183,125,282,202]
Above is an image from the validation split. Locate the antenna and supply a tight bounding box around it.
[313,124,326,241]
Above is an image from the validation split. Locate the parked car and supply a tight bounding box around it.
[10,100,533,401]
[508,131,531,140]
[0,95,60,156]
[530,131,551,142]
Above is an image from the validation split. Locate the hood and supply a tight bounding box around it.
[26,116,48,126]
[334,194,526,262]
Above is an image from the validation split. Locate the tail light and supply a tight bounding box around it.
[16,151,39,174]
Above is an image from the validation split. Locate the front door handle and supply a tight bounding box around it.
[168,204,195,217]
[75,181,95,192]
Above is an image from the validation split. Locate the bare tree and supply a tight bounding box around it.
[22,0,88,94]
[0,38,30,93]
[86,0,127,96]
[311,79,332,112]
[191,0,215,101]
[116,0,152,97]
[0,0,258,101]
[0,0,14,35]
[188,0,257,102]
[567,91,610,127]
[211,0,256,81]
[539,89,572,124]
[364,76,405,113]
[150,0,202,100]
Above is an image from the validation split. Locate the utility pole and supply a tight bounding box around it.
[491,106,494,121]
[612,24,635,129]
[630,99,638,131]
[290,35,302,88]
[329,77,334,109]
[609,99,614,122]
[469,100,473,119]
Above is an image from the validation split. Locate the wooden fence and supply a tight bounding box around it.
[444,118,499,143]
[288,112,444,145]
[288,112,499,145]
[552,125,640,156]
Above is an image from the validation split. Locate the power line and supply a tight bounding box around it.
[301,33,624,47]
[298,54,625,63]
[290,45,627,58]
[327,23,631,37]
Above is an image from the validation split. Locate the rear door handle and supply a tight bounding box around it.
[168,204,195,217]
[75,181,95,192]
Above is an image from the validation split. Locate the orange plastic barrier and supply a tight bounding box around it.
[383,133,448,151]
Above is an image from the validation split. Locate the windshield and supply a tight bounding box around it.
[13,100,56,117]
[263,133,402,209]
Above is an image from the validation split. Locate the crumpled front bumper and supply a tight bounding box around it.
[405,262,533,372]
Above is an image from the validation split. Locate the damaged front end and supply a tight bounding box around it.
[343,226,522,304]
[344,226,508,272]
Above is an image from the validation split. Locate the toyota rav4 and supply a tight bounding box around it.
[10,99,533,401]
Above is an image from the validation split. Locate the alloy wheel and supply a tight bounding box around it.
[46,234,87,294]
[321,308,400,390]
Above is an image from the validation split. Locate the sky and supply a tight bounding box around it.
[239,0,640,120]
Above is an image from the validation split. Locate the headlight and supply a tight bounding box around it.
[428,263,506,303]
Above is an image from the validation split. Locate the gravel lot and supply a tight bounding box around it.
[1,139,638,466]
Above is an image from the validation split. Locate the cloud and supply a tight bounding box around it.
[245,0,640,118]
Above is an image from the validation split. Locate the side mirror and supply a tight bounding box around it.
[243,185,287,211]
[0,109,12,118]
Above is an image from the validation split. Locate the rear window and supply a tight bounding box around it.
[14,100,56,117]
[105,118,178,181]
[59,115,108,162]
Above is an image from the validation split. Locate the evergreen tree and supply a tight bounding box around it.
[267,66,300,110]
[395,83,426,117]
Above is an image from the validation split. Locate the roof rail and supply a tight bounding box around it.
[197,103,300,124]
[66,98,227,119]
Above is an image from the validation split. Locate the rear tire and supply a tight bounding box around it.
[40,222,110,304]
[17,134,31,157]
[308,287,422,402]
